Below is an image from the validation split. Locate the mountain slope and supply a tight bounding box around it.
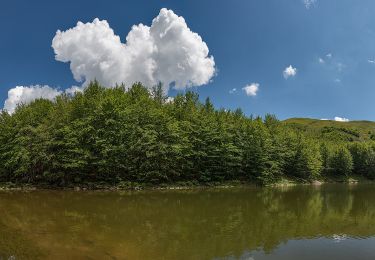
[283,118,375,142]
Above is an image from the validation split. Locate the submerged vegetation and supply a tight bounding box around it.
[1,81,375,187]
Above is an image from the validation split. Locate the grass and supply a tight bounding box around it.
[283,117,375,141]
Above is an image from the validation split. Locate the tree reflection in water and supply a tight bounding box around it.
[0,184,375,259]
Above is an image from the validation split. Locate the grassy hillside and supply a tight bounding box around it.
[283,118,375,142]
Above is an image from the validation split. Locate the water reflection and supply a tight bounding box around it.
[0,184,375,259]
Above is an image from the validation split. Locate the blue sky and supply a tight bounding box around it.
[1,0,375,120]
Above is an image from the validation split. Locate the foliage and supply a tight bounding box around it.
[329,147,353,177]
[0,81,373,186]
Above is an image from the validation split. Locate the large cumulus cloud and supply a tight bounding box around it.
[52,8,215,91]
[3,8,215,113]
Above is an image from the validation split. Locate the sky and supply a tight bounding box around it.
[1,0,375,120]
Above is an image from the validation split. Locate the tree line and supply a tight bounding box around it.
[1,81,375,186]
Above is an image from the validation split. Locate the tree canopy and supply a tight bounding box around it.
[0,81,372,186]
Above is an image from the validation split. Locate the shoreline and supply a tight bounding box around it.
[0,176,373,191]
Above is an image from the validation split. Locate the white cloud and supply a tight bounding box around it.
[51,8,215,92]
[283,65,297,79]
[229,88,237,94]
[165,96,175,103]
[242,83,259,97]
[318,54,332,64]
[368,59,375,64]
[3,8,216,113]
[318,54,346,77]
[4,85,62,114]
[321,117,349,122]
[65,85,84,95]
[303,0,317,9]
[336,62,344,72]
[334,116,349,122]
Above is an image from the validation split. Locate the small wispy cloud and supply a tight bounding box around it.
[334,116,349,122]
[283,65,297,79]
[320,117,349,122]
[303,0,317,9]
[229,88,237,94]
[165,97,175,103]
[242,83,259,97]
[336,62,345,72]
[318,53,332,64]
[368,59,375,64]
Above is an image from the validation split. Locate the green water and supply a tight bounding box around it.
[1,184,375,259]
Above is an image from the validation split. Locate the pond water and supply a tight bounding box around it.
[1,184,375,259]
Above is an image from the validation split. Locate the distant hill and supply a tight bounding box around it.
[283,118,375,142]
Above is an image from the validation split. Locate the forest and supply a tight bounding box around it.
[1,81,375,187]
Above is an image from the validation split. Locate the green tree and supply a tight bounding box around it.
[330,147,353,177]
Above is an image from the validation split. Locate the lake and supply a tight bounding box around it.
[1,184,375,259]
